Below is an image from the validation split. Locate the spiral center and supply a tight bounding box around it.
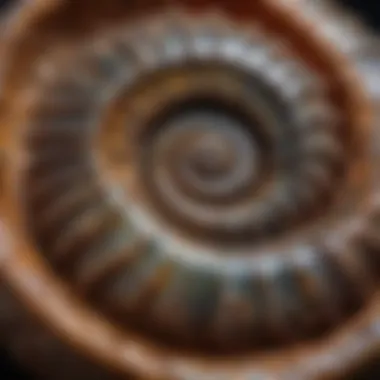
[151,108,264,202]
[187,133,235,180]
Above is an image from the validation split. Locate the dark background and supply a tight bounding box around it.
[0,0,379,378]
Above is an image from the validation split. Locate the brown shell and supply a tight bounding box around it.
[0,0,380,379]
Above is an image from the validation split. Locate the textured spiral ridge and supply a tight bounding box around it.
[18,10,380,353]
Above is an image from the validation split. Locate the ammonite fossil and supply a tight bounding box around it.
[0,0,380,379]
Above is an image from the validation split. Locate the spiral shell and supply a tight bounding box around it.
[0,0,380,379]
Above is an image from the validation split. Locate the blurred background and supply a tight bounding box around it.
[0,0,379,378]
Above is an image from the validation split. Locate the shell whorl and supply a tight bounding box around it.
[2,0,380,379]
[19,11,376,352]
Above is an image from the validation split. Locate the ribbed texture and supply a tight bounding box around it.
[18,11,379,353]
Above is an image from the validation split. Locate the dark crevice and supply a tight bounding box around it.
[336,0,380,31]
